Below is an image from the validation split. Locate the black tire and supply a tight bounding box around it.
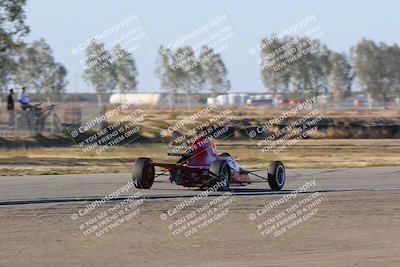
[133,157,155,189]
[268,161,285,191]
[209,160,230,191]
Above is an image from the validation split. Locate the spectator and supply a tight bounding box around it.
[18,87,31,110]
[7,89,15,128]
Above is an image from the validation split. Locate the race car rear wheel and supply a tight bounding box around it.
[268,161,285,191]
[209,160,231,191]
[133,157,155,189]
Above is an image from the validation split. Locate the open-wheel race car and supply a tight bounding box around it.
[132,136,286,191]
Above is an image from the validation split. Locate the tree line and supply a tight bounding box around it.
[83,41,138,104]
[86,37,400,106]
[260,35,400,104]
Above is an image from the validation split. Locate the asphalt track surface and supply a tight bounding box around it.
[1,167,400,267]
[1,167,400,205]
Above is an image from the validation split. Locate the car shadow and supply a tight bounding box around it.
[230,188,292,193]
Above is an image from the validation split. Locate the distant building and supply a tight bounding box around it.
[110,93,167,105]
[110,92,277,106]
[207,93,274,106]
[109,93,207,105]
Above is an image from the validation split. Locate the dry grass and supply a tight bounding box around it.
[0,139,399,175]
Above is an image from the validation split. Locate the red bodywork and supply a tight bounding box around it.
[149,136,250,187]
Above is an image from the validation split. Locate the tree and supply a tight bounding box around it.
[1,2,69,100]
[173,46,203,108]
[0,0,29,52]
[328,52,354,106]
[0,47,17,95]
[83,39,117,105]
[291,37,325,96]
[14,39,68,99]
[259,35,352,103]
[0,0,30,96]
[46,63,68,99]
[112,45,138,93]
[155,46,180,110]
[260,35,285,104]
[156,46,205,109]
[199,46,230,96]
[309,44,332,97]
[380,43,400,100]
[352,39,390,104]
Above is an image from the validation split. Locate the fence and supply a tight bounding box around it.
[0,103,101,136]
[0,101,399,137]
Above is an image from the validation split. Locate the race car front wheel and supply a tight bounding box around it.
[133,157,155,189]
[268,161,285,191]
[209,160,231,191]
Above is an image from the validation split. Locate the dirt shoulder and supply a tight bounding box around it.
[1,191,399,266]
[0,139,399,175]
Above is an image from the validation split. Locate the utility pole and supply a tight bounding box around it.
[74,74,79,101]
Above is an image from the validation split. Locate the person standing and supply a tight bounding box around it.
[18,87,34,131]
[7,89,15,128]
[18,87,31,110]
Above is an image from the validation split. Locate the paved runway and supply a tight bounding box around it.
[1,167,400,266]
[1,167,400,205]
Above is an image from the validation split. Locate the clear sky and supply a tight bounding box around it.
[25,0,400,93]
